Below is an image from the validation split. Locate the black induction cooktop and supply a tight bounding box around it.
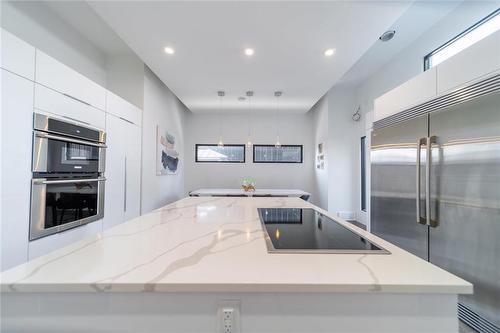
[258,208,389,254]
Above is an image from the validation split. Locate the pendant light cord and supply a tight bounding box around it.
[217,91,224,146]
[274,91,282,147]
[246,91,254,146]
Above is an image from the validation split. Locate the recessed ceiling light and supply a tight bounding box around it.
[324,48,335,57]
[164,46,175,55]
[244,48,254,56]
[379,30,396,42]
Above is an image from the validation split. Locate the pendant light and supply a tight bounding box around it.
[246,90,254,148]
[217,90,225,147]
[274,91,282,148]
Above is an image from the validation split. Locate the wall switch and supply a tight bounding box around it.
[217,300,240,333]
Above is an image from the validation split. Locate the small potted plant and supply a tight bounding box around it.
[242,177,256,192]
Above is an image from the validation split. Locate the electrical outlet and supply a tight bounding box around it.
[217,300,240,333]
[222,308,234,333]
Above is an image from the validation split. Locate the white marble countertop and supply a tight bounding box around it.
[189,188,311,198]
[0,197,472,294]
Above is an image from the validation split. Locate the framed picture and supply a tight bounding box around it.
[157,126,179,175]
[316,143,325,169]
[318,143,323,154]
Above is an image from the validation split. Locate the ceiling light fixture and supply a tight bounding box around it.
[217,91,225,147]
[246,91,254,148]
[379,30,396,42]
[164,46,175,55]
[244,48,254,56]
[324,48,335,57]
[274,91,282,148]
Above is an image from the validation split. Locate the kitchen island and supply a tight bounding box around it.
[0,197,471,332]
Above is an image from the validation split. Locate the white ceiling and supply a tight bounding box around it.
[88,1,415,113]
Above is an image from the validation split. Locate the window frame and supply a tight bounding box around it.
[194,144,246,163]
[252,144,303,164]
[424,8,500,71]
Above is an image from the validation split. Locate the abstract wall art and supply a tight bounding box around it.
[157,125,179,175]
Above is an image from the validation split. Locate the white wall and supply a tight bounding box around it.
[326,87,364,220]
[309,96,329,210]
[184,112,317,203]
[141,67,188,213]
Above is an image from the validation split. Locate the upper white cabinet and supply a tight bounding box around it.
[0,29,36,81]
[106,91,142,126]
[374,29,500,123]
[436,30,500,94]
[103,113,142,230]
[35,50,106,110]
[1,69,34,271]
[374,67,437,122]
[34,83,106,129]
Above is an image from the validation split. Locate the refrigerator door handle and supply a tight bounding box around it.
[416,137,427,224]
[426,136,438,227]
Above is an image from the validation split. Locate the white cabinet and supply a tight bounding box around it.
[1,29,36,81]
[35,50,106,110]
[124,123,142,222]
[436,30,500,94]
[374,30,500,123]
[34,83,106,129]
[1,69,34,271]
[103,113,142,230]
[28,220,103,260]
[374,67,437,122]
[106,91,142,126]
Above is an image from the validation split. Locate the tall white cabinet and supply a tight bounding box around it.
[1,28,143,270]
[1,69,34,270]
[104,92,142,229]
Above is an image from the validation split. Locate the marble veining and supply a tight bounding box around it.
[0,197,472,294]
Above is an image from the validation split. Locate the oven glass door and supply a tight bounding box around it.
[33,132,105,174]
[30,178,105,240]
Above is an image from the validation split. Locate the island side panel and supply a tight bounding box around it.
[1,292,459,333]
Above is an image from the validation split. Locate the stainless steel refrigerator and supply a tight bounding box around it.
[371,74,500,333]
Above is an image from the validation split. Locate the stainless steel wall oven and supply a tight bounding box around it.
[30,113,106,240]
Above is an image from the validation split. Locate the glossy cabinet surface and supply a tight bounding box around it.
[0,29,36,81]
[1,70,34,271]
[28,220,103,260]
[374,30,500,123]
[124,123,142,222]
[374,67,437,122]
[35,50,106,110]
[106,91,142,126]
[436,30,500,94]
[34,83,106,129]
[103,113,142,230]
[0,31,144,271]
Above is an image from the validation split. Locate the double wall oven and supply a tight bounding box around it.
[30,113,107,240]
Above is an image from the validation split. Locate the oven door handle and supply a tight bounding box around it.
[33,177,106,185]
[34,132,107,148]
